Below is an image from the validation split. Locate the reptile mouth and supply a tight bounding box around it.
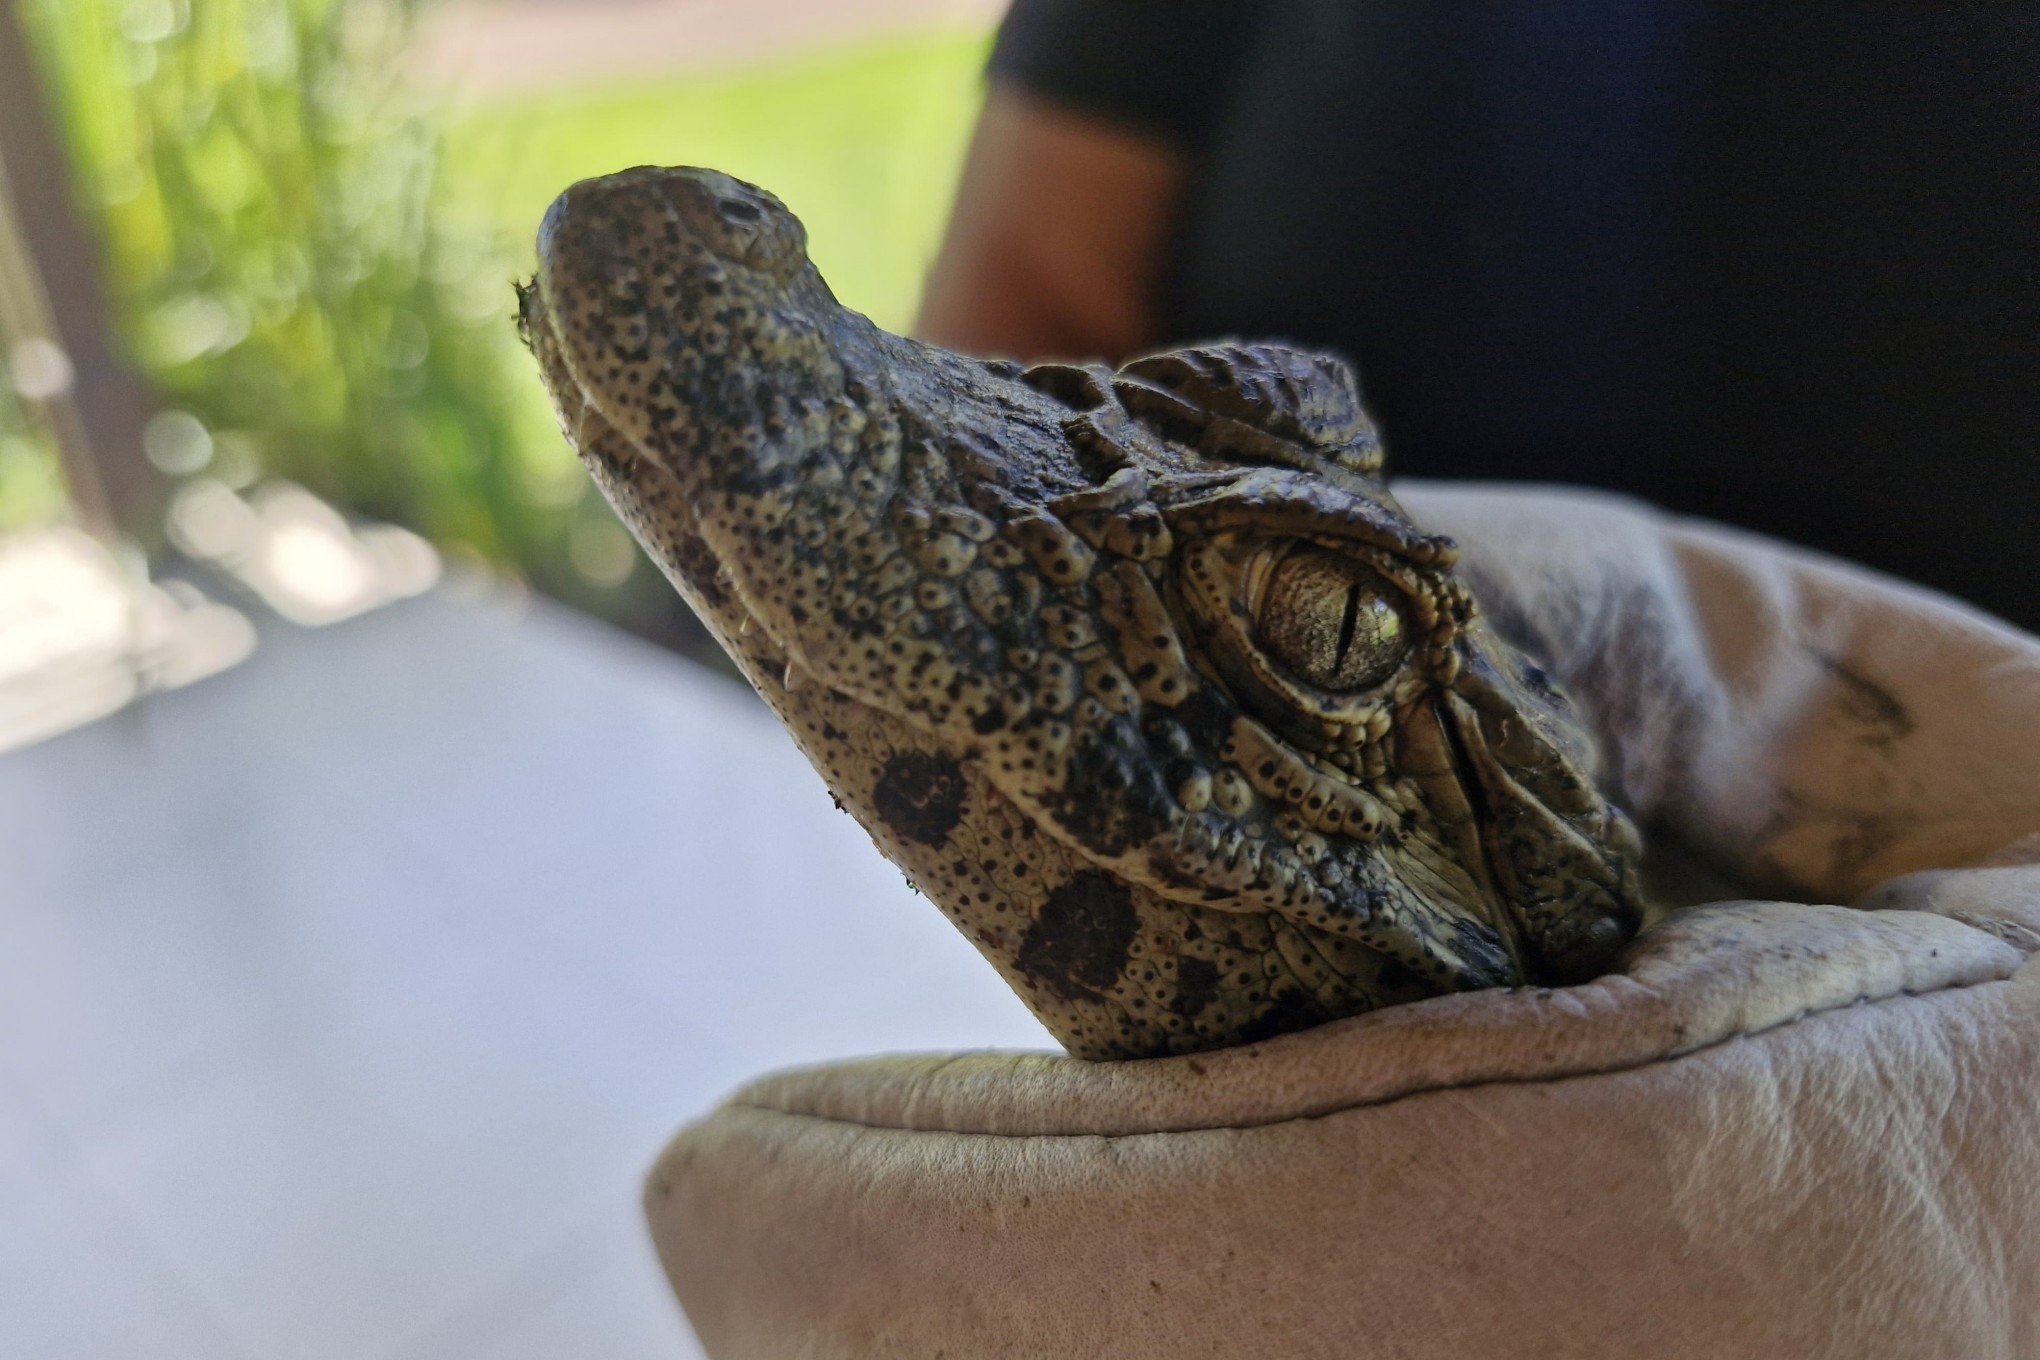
[519,274,660,483]
[518,280,586,436]
[520,272,782,663]
[1432,687,1636,985]
[1433,693,1530,978]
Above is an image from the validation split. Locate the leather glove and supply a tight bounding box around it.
[646,485,2040,1360]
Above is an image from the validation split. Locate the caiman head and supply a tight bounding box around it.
[522,166,1646,1060]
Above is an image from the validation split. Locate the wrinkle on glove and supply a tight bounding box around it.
[1416,483,2040,914]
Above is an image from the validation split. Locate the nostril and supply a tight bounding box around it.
[718,198,762,224]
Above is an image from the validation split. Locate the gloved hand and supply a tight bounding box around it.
[647,485,2040,1360]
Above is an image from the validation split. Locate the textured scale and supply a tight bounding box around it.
[521,166,1647,1060]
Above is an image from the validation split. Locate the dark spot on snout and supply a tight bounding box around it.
[1374,958,1422,994]
[872,752,968,848]
[1041,716,1174,857]
[1170,956,1222,1019]
[1231,988,1325,1045]
[1014,870,1138,1002]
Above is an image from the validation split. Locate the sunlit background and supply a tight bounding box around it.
[0,2,1055,1357]
[3,0,996,662]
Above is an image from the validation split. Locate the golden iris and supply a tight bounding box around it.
[1254,546,1409,691]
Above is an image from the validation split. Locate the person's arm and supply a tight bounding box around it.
[916,83,1186,363]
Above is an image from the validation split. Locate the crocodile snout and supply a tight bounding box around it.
[526,165,1650,1057]
[538,164,808,291]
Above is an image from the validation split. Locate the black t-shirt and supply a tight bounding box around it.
[991,1,2039,629]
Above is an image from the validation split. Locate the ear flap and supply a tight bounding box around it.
[1113,342,1385,480]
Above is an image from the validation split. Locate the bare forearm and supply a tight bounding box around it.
[917,84,1186,364]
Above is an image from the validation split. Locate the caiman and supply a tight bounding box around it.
[520,165,1646,1060]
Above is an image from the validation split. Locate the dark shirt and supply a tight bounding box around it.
[991,1,2040,629]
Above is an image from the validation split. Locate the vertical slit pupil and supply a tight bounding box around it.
[1333,582,1363,675]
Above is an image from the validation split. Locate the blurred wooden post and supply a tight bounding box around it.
[0,0,162,539]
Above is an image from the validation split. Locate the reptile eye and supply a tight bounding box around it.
[1252,546,1410,691]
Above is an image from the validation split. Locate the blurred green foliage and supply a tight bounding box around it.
[19,0,555,569]
[440,30,991,337]
[18,0,988,630]
[0,381,66,531]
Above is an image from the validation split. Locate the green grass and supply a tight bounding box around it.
[443,29,993,335]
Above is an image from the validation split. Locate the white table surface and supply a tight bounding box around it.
[0,587,1053,1359]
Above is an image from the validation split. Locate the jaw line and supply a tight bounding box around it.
[1435,689,1633,982]
[526,274,681,487]
[1429,693,1532,979]
[524,273,806,678]
[531,296,918,718]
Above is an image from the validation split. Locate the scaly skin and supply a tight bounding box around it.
[521,166,1645,1059]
